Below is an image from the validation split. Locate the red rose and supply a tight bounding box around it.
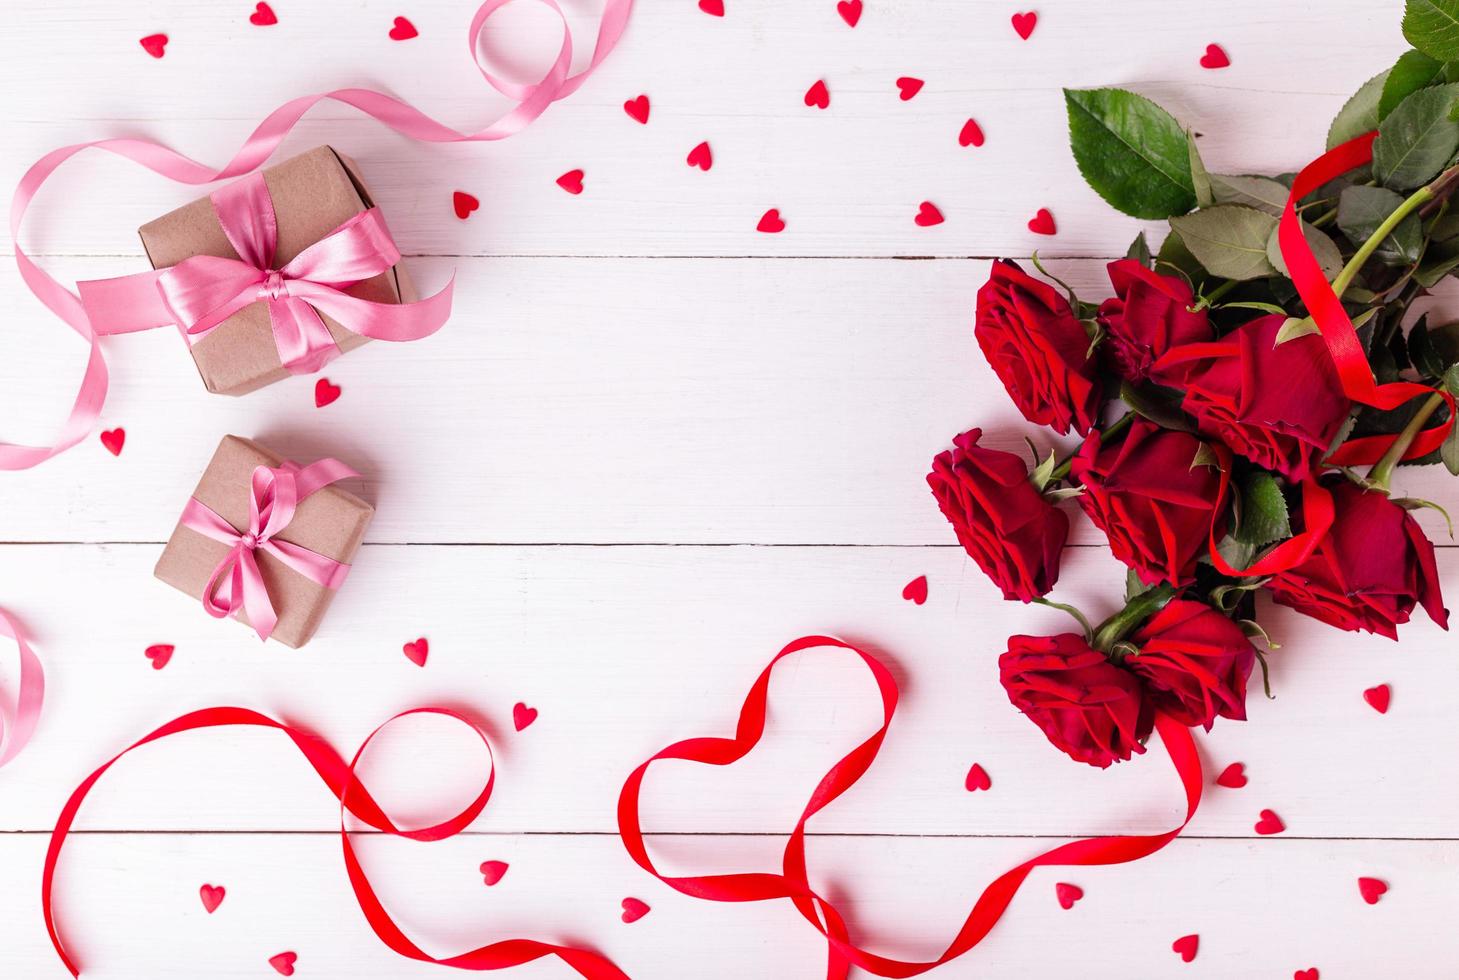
[999,632,1152,768]
[928,428,1069,601]
[1071,418,1229,586]
[1125,599,1256,730]
[1267,479,1449,639]
[1151,314,1349,481]
[975,259,1103,436]
[1097,259,1212,382]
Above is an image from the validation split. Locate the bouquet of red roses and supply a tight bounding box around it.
[931,1,1459,769]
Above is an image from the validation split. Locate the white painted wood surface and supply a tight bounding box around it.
[0,0,1451,977]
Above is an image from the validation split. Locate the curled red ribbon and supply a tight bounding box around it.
[617,636,1202,979]
[43,707,629,979]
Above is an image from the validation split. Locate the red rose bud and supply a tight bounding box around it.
[1071,418,1229,587]
[1151,314,1349,481]
[1097,259,1211,382]
[975,260,1103,436]
[999,632,1152,768]
[1125,599,1256,730]
[1267,479,1449,640]
[928,428,1069,601]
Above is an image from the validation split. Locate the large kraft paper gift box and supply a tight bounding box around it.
[138,146,417,395]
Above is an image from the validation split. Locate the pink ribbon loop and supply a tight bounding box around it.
[182,458,358,641]
[0,607,44,769]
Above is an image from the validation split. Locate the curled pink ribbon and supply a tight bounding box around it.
[0,607,44,768]
[183,457,358,641]
[3,0,633,470]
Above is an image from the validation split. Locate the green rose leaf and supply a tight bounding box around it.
[1328,70,1390,150]
[1126,231,1152,266]
[1372,82,1459,189]
[1208,174,1292,216]
[1233,471,1292,548]
[1416,235,1459,285]
[1336,184,1424,264]
[1169,205,1280,280]
[1188,131,1213,208]
[1064,87,1196,219]
[1380,49,1447,118]
[1405,0,1459,61]
[1267,219,1344,279]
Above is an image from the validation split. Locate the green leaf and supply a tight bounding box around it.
[1410,315,1447,378]
[1126,231,1152,267]
[1336,184,1424,264]
[1188,131,1213,208]
[1328,70,1390,150]
[1381,49,1448,119]
[1124,567,1152,603]
[1267,219,1343,279]
[1372,83,1459,189]
[1169,205,1280,280]
[1208,174,1291,216]
[1154,230,1207,288]
[1030,450,1058,491]
[1064,88,1196,219]
[1214,534,1258,572]
[1405,0,1459,61]
[1416,235,1459,285]
[1233,471,1293,547]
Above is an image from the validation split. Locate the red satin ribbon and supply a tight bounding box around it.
[43,707,628,979]
[617,636,1202,979]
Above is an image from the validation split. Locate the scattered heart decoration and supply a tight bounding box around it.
[480,860,509,886]
[902,575,929,604]
[557,169,585,195]
[139,34,169,59]
[1172,934,1198,963]
[144,644,174,670]
[249,3,278,26]
[686,141,713,171]
[698,0,725,16]
[1294,970,1319,980]
[1254,809,1286,835]
[269,951,298,976]
[804,79,830,110]
[100,428,126,456]
[964,762,991,792]
[1200,43,1231,70]
[1054,882,1083,910]
[756,208,786,234]
[837,0,862,27]
[513,702,538,731]
[914,202,944,227]
[402,637,429,668]
[314,377,342,408]
[620,897,651,923]
[389,16,418,41]
[1215,762,1247,788]
[1011,11,1037,40]
[1363,683,1391,714]
[453,191,480,220]
[1027,208,1056,235]
[1357,876,1388,905]
[199,884,226,913]
[958,118,985,148]
[623,95,650,124]
[895,76,924,101]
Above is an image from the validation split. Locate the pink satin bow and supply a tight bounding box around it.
[0,607,44,768]
[182,458,357,641]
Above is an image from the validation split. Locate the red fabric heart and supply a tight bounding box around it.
[1254,809,1285,835]
[249,3,278,26]
[479,860,509,886]
[837,0,862,27]
[896,77,924,101]
[623,95,650,124]
[1054,882,1082,909]
[139,34,168,58]
[1027,208,1056,235]
[1215,762,1247,788]
[804,79,830,109]
[556,169,585,195]
[963,762,991,792]
[1200,44,1230,69]
[452,191,479,220]
[1011,11,1037,39]
[513,703,538,731]
[99,428,126,456]
[686,141,713,171]
[914,202,944,227]
[698,0,724,16]
[1363,683,1391,714]
[144,644,173,670]
[314,378,341,408]
[1172,934,1198,963]
[199,884,225,913]
[757,208,786,234]
[1357,876,1387,905]
[620,897,650,923]
[1294,970,1319,980]
[388,16,418,41]
[269,951,298,976]
[959,118,985,148]
[402,638,429,668]
[902,575,929,604]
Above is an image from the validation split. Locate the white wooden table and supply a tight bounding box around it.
[1,1,1455,977]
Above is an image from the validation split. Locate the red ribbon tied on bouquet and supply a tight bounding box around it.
[0,607,44,769]
[182,457,357,641]
[76,172,453,374]
[618,636,1202,979]
[43,707,628,979]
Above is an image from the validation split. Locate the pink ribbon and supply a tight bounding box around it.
[3,0,633,470]
[183,457,358,641]
[0,607,44,768]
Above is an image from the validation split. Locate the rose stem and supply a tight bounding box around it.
[1090,583,1176,656]
[1047,411,1134,483]
[1366,391,1446,490]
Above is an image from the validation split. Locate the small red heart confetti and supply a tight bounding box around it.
[686,141,713,171]
[804,79,830,109]
[513,702,538,731]
[314,378,342,408]
[144,644,174,670]
[1200,44,1231,69]
[958,118,985,147]
[1294,970,1319,980]
[269,952,298,977]
[902,575,928,604]
[389,16,418,41]
[623,95,650,124]
[100,428,126,456]
[140,34,168,58]
[1358,877,1388,905]
[757,209,786,234]
[557,169,585,195]
[837,0,862,27]
[895,77,924,101]
[199,884,226,913]
[249,3,278,26]
[620,897,650,923]
[1027,208,1056,235]
[1215,762,1247,788]
[1363,683,1391,714]
[1055,882,1082,910]
[1172,934,1198,963]
[698,0,724,16]
[914,202,944,227]
[453,191,480,220]
[1254,809,1285,835]
[964,762,991,792]
[1011,11,1037,39]
[403,637,429,667]
[480,860,509,886]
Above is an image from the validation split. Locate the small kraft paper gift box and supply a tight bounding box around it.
[155,435,373,648]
